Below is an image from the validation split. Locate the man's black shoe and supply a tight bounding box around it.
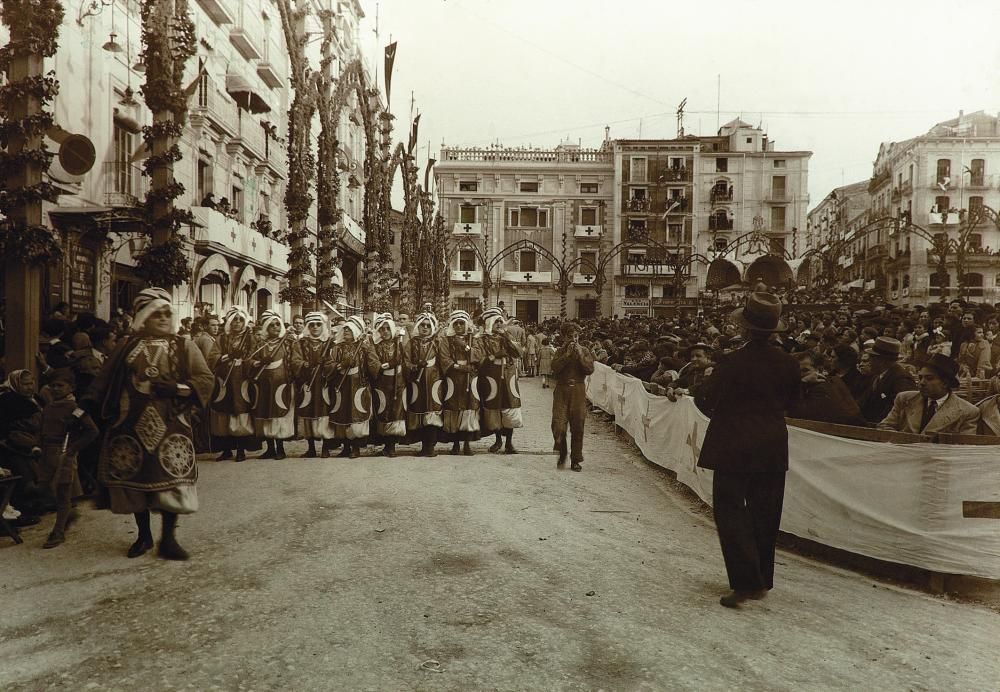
[570,462,582,472]
[127,537,154,558]
[557,454,567,468]
[719,590,767,608]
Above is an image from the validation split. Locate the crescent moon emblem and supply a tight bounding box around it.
[322,387,330,406]
[486,376,499,402]
[376,389,387,415]
[275,384,288,412]
[431,379,444,406]
[509,375,521,401]
[213,378,227,404]
[331,390,342,414]
[299,385,312,409]
[409,382,419,405]
[240,381,251,404]
[471,376,481,401]
[445,378,455,402]
[354,388,368,415]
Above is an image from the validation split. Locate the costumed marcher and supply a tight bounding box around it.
[407,312,445,456]
[291,312,333,458]
[327,315,379,458]
[210,306,258,462]
[370,313,409,457]
[550,322,595,471]
[477,307,523,454]
[36,368,99,548]
[695,292,800,608]
[440,310,483,456]
[251,310,296,460]
[87,288,214,560]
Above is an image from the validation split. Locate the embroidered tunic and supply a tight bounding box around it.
[292,335,333,439]
[327,340,379,439]
[441,333,484,436]
[478,333,523,432]
[407,335,445,429]
[251,336,296,439]
[209,329,258,438]
[371,336,410,439]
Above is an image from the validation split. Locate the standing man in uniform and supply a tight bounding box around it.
[550,322,594,471]
[695,293,800,608]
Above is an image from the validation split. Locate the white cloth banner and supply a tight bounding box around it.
[587,363,1000,579]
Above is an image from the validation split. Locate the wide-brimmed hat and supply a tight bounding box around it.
[864,336,902,360]
[920,353,960,389]
[730,292,786,332]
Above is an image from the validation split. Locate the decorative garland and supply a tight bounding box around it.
[136,0,195,280]
[0,0,65,266]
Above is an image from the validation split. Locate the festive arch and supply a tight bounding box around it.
[745,255,794,287]
[706,257,742,290]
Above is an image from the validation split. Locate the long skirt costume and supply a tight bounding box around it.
[327,339,379,440]
[209,328,258,440]
[407,335,445,430]
[441,333,483,440]
[91,335,213,514]
[292,335,333,439]
[371,336,410,440]
[478,332,524,432]
[251,336,296,439]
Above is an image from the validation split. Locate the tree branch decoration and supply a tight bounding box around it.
[0,0,65,266]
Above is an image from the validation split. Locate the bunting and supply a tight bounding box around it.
[384,42,397,108]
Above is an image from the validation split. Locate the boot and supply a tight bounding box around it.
[337,441,352,458]
[260,439,276,459]
[504,429,518,454]
[216,449,233,461]
[462,441,474,456]
[349,442,361,459]
[275,440,286,460]
[382,442,396,458]
[425,429,438,458]
[128,511,154,558]
[488,433,503,454]
[450,441,461,455]
[158,512,189,561]
[321,440,332,458]
[234,440,246,463]
[305,440,317,458]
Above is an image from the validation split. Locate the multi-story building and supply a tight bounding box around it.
[0,0,375,323]
[804,181,869,288]
[435,143,615,322]
[811,110,1000,305]
[610,120,811,316]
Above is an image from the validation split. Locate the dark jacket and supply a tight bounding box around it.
[788,375,868,427]
[857,362,917,424]
[695,339,800,473]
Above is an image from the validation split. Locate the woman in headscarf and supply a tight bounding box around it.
[250,310,296,460]
[370,313,409,458]
[478,307,523,454]
[407,312,445,456]
[0,369,45,525]
[86,288,213,560]
[440,310,483,456]
[326,315,379,458]
[291,312,334,458]
[209,306,258,462]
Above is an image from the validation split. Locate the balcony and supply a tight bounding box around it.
[573,273,596,285]
[663,197,688,213]
[900,180,913,196]
[194,0,233,24]
[657,168,691,183]
[622,261,689,278]
[232,114,266,161]
[264,140,287,178]
[624,197,652,213]
[340,213,366,254]
[451,269,482,283]
[192,77,240,137]
[229,26,262,61]
[257,62,284,89]
[190,206,288,274]
[574,224,602,239]
[102,161,147,207]
[928,209,961,225]
[453,222,482,235]
[891,187,902,202]
[708,217,734,231]
[710,187,733,203]
[501,270,552,284]
[765,190,790,203]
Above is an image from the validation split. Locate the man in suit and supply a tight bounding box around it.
[878,354,979,435]
[550,322,595,471]
[857,337,917,424]
[696,293,800,609]
[787,351,868,426]
[976,394,1000,436]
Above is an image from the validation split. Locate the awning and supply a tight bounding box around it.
[226,73,270,114]
[846,279,864,289]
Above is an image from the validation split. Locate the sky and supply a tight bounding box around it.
[360,0,1000,209]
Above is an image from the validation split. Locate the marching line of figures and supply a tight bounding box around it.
[205,306,524,462]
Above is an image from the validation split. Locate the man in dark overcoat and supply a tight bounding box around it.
[550,322,594,471]
[856,337,917,424]
[695,293,800,608]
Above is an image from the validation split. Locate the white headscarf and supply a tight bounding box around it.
[412,312,439,338]
[481,307,505,335]
[224,305,251,334]
[446,310,472,337]
[337,314,366,344]
[302,311,329,340]
[372,313,398,344]
[259,310,286,339]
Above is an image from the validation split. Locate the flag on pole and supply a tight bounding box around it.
[408,113,421,155]
[384,42,397,108]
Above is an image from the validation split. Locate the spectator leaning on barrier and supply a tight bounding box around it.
[877,353,979,436]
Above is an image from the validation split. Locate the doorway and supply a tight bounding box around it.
[515,299,539,324]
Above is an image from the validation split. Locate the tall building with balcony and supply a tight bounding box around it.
[804,181,870,289]
[610,120,811,317]
[867,111,1000,305]
[435,143,615,322]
